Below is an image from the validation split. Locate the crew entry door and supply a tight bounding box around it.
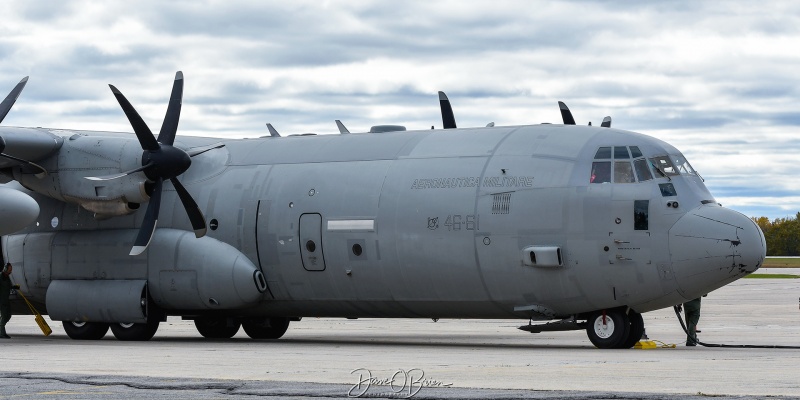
[299,213,326,271]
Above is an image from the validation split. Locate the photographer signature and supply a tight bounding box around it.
[348,368,452,398]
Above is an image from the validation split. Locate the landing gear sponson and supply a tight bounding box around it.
[520,307,644,349]
[62,316,294,341]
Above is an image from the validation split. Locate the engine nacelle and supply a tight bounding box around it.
[0,185,39,235]
[14,134,150,218]
[147,229,268,310]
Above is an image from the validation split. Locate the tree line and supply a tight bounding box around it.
[752,213,800,256]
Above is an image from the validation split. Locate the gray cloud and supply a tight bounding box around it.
[1,0,800,218]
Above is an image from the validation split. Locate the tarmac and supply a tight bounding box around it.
[1,268,799,399]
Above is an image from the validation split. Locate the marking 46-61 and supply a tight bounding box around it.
[427,214,479,231]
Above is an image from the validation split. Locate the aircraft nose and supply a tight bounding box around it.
[668,205,766,298]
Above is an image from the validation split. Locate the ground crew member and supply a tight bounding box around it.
[683,297,702,346]
[0,262,12,339]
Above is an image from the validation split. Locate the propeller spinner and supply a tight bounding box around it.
[88,72,207,255]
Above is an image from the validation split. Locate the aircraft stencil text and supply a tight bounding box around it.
[410,176,533,189]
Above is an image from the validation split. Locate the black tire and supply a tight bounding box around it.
[194,318,241,339]
[586,309,630,349]
[62,321,109,340]
[617,310,645,349]
[109,319,160,341]
[242,317,290,339]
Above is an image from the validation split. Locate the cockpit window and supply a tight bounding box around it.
[594,147,612,159]
[633,159,653,181]
[650,156,679,176]
[591,161,611,183]
[592,147,698,184]
[591,145,652,184]
[649,154,698,177]
[672,155,697,175]
[614,161,635,183]
[614,146,630,159]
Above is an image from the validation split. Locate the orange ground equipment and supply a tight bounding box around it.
[15,289,52,336]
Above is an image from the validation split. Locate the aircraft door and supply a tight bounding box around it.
[299,213,326,271]
[607,199,652,265]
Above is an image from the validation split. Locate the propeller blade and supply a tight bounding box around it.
[0,76,28,124]
[0,136,5,153]
[335,120,350,134]
[438,91,457,129]
[558,101,576,125]
[85,162,154,181]
[0,151,48,177]
[109,84,159,151]
[157,71,184,145]
[186,142,225,157]
[130,178,163,256]
[601,116,612,128]
[170,177,207,238]
[266,123,281,137]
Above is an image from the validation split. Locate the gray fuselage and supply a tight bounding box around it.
[2,123,765,321]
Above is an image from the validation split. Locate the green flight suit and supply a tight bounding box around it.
[684,297,702,346]
[0,272,11,328]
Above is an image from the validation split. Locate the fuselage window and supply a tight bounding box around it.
[591,161,611,183]
[634,200,649,230]
[614,161,635,183]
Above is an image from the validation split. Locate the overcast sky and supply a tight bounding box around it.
[1,1,798,220]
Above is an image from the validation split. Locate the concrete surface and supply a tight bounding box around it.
[1,268,799,399]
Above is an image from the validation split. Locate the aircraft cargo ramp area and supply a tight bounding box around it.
[2,269,799,399]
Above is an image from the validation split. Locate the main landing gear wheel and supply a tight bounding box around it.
[617,310,645,349]
[586,309,630,349]
[110,319,160,341]
[62,321,109,340]
[242,317,290,339]
[194,318,241,339]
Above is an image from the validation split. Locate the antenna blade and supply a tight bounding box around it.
[335,120,350,134]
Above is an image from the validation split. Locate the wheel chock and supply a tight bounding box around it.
[634,340,657,349]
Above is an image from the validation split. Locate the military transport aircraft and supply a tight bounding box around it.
[0,72,765,348]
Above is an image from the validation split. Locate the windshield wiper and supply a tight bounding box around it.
[652,163,671,181]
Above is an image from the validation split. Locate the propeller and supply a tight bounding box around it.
[0,76,28,123]
[438,91,457,129]
[0,77,48,177]
[87,71,207,255]
[558,101,612,128]
[558,101,576,125]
